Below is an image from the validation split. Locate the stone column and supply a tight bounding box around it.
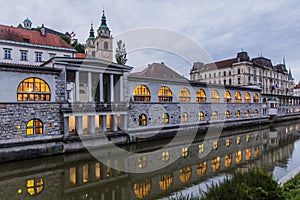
[99,73,104,102]
[88,72,92,102]
[110,74,114,102]
[102,115,107,134]
[122,114,128,131]
[113,115,118,132]
[120,75,124,102]
[75,116,83,135]
[88,116,96,135]
[63,116,69,138]
[75,71,80,102]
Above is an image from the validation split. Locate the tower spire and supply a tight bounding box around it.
[97,9,110,37]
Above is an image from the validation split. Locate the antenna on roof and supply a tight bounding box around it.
[283,56,286,65]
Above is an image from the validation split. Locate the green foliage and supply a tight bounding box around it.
[60,35,71,45]
[115,40,127,65]
[282,173,300,199]
[72,41,85,53]
[201,170,283,200]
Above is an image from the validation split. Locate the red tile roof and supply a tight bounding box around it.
[204,58,237,70]
[131,63,186,80]
[75,53,87,58]
[0,24,74,49]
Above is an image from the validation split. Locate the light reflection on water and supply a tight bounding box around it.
[0,120,300,200]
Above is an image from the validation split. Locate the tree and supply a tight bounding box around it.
[115,40,127,65]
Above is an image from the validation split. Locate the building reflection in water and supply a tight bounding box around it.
[0,120,299,199]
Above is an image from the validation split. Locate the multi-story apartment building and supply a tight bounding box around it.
[190,51,295,95]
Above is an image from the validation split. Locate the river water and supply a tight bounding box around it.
[1,120,300,200]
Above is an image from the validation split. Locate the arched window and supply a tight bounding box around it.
[179,166,192,183]
[27,178,44,196]
[198,111,205,121]
[134,179,151,199]
[133,85,151,101]
[211,157,221,172]
[159,174,173,191]
[212,111,218,120]
[236,110,241,118]
[246,110,250,117]
[197,162,207,176]
[244,92,251,103]
[224,155,232,167]
[17,77,51,101]
[162,113,169,124]
[211,90,220,103]
[179,88,191,102]
[196,89,206,102]
[226,110,230,119]
[263,98,267,103]
[138,156,147,168]
[103,41,108,50]
[254,109,259,116]
[138,114,147,126]
[182,147,189,158]
[224,91,231,102]
[236,150,242,164]
[158,86,172,102]
[181,112,188,123]
[234,92,242,103]
[253,93,259,103]
[26,119,43,135]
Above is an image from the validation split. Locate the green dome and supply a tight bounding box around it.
[23,17,32,24]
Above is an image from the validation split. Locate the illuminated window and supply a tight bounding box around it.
[181,112,188,123]
[138,156,147,168]
[244,92,251,103]
[236,110,241,118]
[224,155,232,167]
[196,89,206,102]
[254,146,259,157]
[134,179,151,199]
[162,151,170,162]
[179,166,192,183]
[212,111,218,120]
[82,164,89,183]
[254,109,259,116]
[237,136,241,144]
[211,157,221,172]
[95,163,101,180]
[224,91,231,102]
[226,139,230,147]
[234,92,242,103]
[133,85,150,101]
[226,110,230,119]
[27,178,43,196]
[246,148,251,160]
[211,90,220,102]
[253,93,259,103]
[199,144,204,154]
[26,119,43,135]
[158,86,172,102]
[197,161,207,176]
[159,174,173,191]
[69,167,76,185]
[138,114,147,126]
[236,151,242,164]
[198,111,205,121]
[179,88,191,102]
[246,135,250,142]
[182,147,189,158]
[255,133,259,140]
[17,77,51,101]
[246,110,250,117]
[213,141,218,150]
[162,113,169,124]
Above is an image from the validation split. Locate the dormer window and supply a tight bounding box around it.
[23,38,30,43]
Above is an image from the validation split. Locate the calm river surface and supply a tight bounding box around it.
[1,120,300,200]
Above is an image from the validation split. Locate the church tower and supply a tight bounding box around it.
[85,10,113,62]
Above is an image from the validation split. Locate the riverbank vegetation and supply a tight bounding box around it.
[282,172,300,199]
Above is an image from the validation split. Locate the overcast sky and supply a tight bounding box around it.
[2,0,300,80]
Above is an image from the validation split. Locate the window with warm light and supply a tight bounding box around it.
[69,167,76,185]
[179,166,192,183]
[236,151,242,164]
[254,109,259,116]
[236,110,241,118]
[26,119,43,135]
[226,110,230,119]
[199,144,204,154]
[211,157,221,172]
[224,91,231,102]
[224,155,232,167]
[162,151,170,162]
[246,110,250,117]
[17,77,51,101]
[159,174,173,191]
[133,85,151,101]
[95,162,101,180]
[198,111,205,121]
[234,92,242,103]
[254,146,259,157]
[138,114,147,126]
[244,92,251,103]
[213,141,218,150]
[196,89,206,102]
[246,148,251,160]
[181,112,188,123]
[134,179,151,199]
[246,135,250,142]
[182,147,189,158]
[162,113,169,124]
[226,139,230,147]
[212,111,218,120]
[27,178,43,196]
[179,87,191,102]
[253,93,259,103]
[237,136,241,144]
[211,90,220,102]
[138,156,147,168]
[197,161,207,176]
[255,133,259,140]
[158,86,172,102]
